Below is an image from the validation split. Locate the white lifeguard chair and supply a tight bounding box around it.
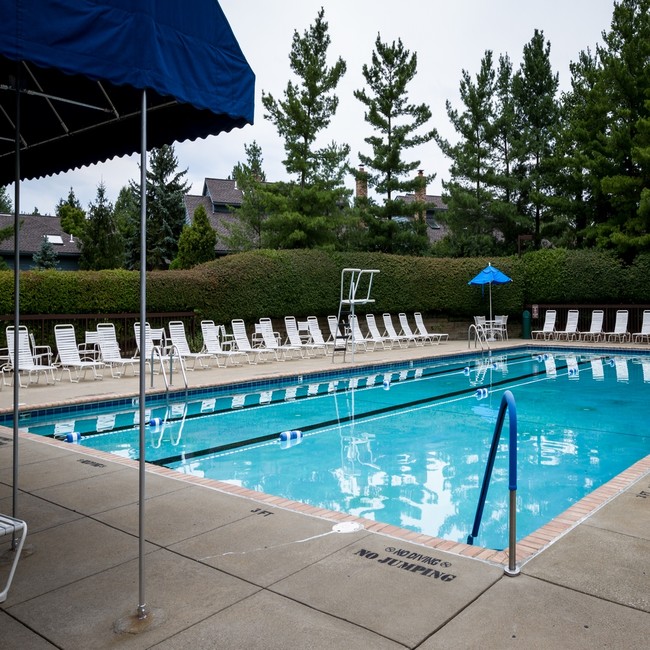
[333,268,380,362]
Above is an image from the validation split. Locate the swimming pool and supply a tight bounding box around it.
[12,348,650,550]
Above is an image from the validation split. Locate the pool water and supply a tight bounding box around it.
[17,350,650,550]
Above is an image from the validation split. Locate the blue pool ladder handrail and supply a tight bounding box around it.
[467,389,520,576]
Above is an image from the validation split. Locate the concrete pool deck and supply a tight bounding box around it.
[1,338,649,648]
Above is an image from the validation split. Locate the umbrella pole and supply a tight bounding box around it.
[137,89,148,621]
[11,69,21,536]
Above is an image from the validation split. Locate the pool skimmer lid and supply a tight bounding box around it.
[332,521,364,534]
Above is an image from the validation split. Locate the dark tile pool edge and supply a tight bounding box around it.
[5,425,649,571]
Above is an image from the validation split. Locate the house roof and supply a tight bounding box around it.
[182,194,242,254]
[0,213,80,256]
[396,193,448,210]
[203,178,243,206]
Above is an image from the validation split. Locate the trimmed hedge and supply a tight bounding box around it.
[0,248,643,324]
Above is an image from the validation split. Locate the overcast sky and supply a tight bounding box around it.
[11,0,616,215]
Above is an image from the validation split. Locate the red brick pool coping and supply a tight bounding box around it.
[14,428,650,570]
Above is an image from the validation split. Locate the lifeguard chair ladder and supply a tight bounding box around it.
[333,268,380,362]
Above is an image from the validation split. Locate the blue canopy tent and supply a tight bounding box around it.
[0,0,254,626]
[468,263,512,322]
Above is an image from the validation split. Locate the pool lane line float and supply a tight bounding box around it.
[382,378,391,390]
[65,432,82,443]
[475,387,489,400]
[279,430,303,449]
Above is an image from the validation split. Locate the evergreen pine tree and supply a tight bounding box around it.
[354,35,436,204]
[262,7,349,189]
[32,237,59,270]
[56,188,86,237]
[511,29,560,245]
[171,205,216,269]
[78,182,123,270]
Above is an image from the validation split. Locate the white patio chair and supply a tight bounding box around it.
[532,310,556,340]
[96,323,138,377]
[398,312,424,346]
[231,319,275,363]
[3,326,56,387]
[493,315,509,340]
[579,310,604,342]
[605,310,629,342]
[54,324,104,382]
[382,313,409,348]
[555,310,580,341]
[168,321,212,370]
[200,320,247,367]
[284,316,326,357]
[133,322,173,373]
[632,309,650,343]
[0,513,27,603]
[365,314,391,349]
[258,317,300,360]
[306,316,332,352]
[414,312,448,344]
[347,315,369,352]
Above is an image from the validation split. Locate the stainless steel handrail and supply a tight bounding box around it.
[467,323,490,350]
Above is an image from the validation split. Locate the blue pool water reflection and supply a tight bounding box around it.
[16,350,650,550]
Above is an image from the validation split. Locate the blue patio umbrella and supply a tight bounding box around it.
[468,263,512,322]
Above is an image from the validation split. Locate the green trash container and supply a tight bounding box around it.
[522,310,531,339]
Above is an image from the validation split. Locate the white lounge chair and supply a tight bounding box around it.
[54,324,104,382]
[414,312,448,344]
[0,513,27,603]
[168,321,212,369]
[257,317,301,360]
[348,315,368,352]
[632,310,650,343]
[284,316,326,357]
[605,310,629,342]
[382,313,409,348]
[3,325,56,386]
[555,310,579,341]
[307,317,332,352]
[532,310,556,340]
[326,315,350,354]
[134,322,175,373]
[200,320,247,366]
[231,319,275,363]
[398,312,423,346]
[579,310,604,342]
[96,323,138,377]
[365,314,391,349]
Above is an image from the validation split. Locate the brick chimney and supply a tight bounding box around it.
[355,165,368,199]
[415,170,426,221]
